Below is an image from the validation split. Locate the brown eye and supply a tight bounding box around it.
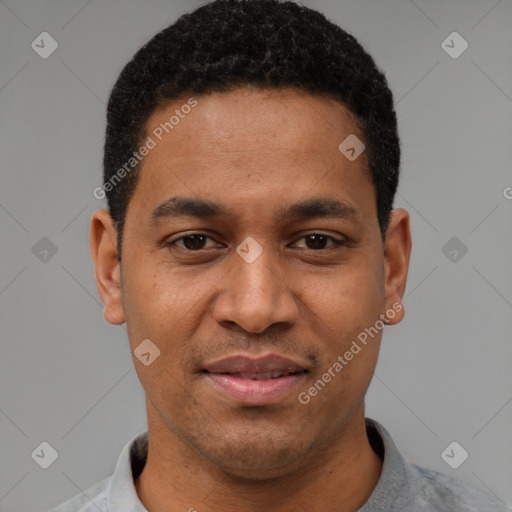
[305,234,329,249]
[172,234,216,251]
[293,234,344,250]
[183,235,207,250]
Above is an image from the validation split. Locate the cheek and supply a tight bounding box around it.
[121,262,211,390]
[300,258,384,387]
[304,257,384,331]
[121,258,189,333]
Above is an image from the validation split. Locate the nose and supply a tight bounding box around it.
[213,246,300,334]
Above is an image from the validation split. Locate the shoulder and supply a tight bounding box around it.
[399,461,511,512]
[47,475,111,512]
[363,418,510,512]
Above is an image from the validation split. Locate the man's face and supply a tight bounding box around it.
[93,87,409,479]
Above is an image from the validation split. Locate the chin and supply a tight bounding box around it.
[197,432,313,480]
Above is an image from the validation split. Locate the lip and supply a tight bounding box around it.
[203,353,309,406]
[204,354,309,374]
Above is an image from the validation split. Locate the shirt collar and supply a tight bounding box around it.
[108,430,149,511]
[359,418,407,511]
[106,418,406,511]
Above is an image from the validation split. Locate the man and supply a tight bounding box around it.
[50,0,508,510]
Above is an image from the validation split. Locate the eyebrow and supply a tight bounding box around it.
[151,196,359,225]
[151,197,227,224]
[282,198,358,222]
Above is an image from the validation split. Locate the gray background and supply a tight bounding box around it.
[1,0,511,510]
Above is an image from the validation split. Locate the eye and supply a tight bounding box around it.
[169,234,219,251]
[165,232,345,252]
[292,233,345,250]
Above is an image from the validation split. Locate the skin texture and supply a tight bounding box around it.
[90,87,412,512]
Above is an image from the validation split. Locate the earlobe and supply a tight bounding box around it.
[90,209,126,325]
[382,208,412,326]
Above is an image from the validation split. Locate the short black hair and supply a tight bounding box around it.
[103,0,400,259]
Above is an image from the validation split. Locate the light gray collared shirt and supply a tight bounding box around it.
[48,418,510,511]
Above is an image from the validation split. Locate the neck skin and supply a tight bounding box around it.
[134,401,383,512]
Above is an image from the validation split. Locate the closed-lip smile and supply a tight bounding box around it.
[203,353,310,405]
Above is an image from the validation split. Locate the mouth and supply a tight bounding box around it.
[202,354,309,406]
[211,369,308,380]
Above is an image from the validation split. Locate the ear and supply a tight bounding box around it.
[382,208,412,325]
[90,209,125,325]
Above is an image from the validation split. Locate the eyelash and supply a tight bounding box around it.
[166,233,346,251]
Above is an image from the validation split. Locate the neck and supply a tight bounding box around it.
[135,404,382,512]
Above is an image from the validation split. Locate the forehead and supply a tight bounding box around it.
[146,87,364,158]
[130,87,374,222]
